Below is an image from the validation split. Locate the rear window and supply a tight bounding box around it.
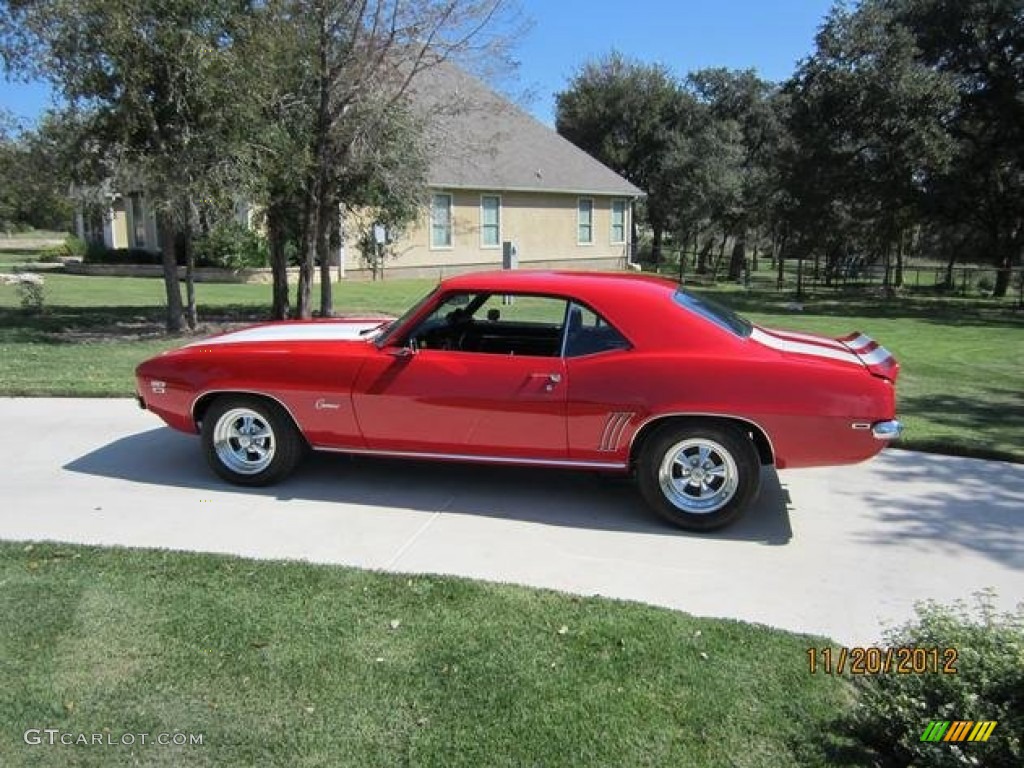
[673,288,752,338]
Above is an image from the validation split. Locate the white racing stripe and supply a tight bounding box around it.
[187,322,385,346]
[858,346,893,365]
[750,328,862,365]
[762,327,847,349]
[843,334,875,351]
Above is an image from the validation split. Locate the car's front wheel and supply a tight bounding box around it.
[637,421,761,531]
[201,396,304,486]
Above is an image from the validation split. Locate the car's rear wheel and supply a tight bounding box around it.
[201,396,304,486]
[637,421,760,531]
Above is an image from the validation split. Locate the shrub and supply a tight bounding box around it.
[83,246,166,265]
[0,271,45,313]
[976,275,995,296]
[193,221,268,269]
[38,234,89,262]
[853,590,1023,767]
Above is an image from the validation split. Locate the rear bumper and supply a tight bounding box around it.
[872,420,902,440]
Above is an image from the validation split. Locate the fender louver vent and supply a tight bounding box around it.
[599,412,635,452]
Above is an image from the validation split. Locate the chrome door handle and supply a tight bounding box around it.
[530,373,562,383]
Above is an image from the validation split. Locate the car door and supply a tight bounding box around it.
[562,302,641,464]
[351,292,569,460]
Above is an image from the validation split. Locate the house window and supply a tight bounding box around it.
[480,195,500,248]
[610,199,627,244]
[577,198,594,245]
[430,193,453,249]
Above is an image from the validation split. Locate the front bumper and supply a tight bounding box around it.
[871,420,902,440]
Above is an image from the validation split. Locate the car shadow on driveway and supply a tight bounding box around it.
[63,427,794,544]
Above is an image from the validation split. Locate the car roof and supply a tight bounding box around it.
[440,270,678,304]
[436,270,736,351]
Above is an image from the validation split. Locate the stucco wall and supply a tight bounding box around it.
[345,189,632,273]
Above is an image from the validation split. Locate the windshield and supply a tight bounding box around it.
[376,286,440,348]
[673,287,752,338]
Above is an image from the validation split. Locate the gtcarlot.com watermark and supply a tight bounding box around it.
[24,728,204,747]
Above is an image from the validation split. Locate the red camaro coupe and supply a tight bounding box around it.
[136,270,901,531]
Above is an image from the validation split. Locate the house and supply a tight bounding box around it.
[345,62,643,278]
[77,64,642,279]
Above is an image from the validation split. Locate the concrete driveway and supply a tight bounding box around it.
[2,397,1022,644]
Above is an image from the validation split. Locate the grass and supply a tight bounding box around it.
[0,540,865,768]
[0,267,1020,461]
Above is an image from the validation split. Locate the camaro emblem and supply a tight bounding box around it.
[314,398,341,410]
[150,380,167,395]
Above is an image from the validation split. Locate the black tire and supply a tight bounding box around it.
[201,395,305,486]
[636,421,761,531]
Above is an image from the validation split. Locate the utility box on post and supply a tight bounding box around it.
[501,241,517,305]
[502,241,517,270]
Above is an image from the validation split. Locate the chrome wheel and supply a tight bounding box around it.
[212,407,277,475]
[657,438,739,515]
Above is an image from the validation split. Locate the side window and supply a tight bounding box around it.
[563,302,630,357]
[406,292,568,357]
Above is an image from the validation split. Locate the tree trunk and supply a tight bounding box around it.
[296,190,317,319]
[158,213,184,333]
[651,225,663,267]
[182,229,197,331]
[711,232,729,280]
[894,229,904,289]
[267,198,291,320]
[318,195,333,317]
[796,253,805,301]
[298,6,332,320]
[728,231,746,281]
[697,236,713,274]
[994,250,1014,298]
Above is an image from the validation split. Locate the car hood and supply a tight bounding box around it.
[184,318,390,348]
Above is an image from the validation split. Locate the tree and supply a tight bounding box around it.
[890,0,1024,297]
[0,109,73,232]
[686,68,788,280]
[556,52,686,264]
[658,104,745,276]
[1,0,262,331]
[253,0,520,319]
[782,0,956,290]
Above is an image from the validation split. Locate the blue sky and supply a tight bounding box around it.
[0,0,836,127]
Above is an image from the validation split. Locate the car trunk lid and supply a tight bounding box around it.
[751,326,899,382]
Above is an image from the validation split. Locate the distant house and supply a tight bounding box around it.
[346,63,643,278]
[77,64,642,278]
[75,189,161,252]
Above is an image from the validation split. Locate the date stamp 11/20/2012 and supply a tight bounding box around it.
[807,646,958,676]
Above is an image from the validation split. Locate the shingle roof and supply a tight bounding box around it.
[409,63,643,197]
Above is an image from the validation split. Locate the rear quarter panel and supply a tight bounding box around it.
[569,348,895,469]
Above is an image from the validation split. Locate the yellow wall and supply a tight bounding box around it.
[109,201,129,249]
[344,189,633,277]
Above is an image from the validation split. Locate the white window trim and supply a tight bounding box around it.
[577,197,594,246]
[429,192,454,251]
[610,198,627,245]
[479,194,501,250]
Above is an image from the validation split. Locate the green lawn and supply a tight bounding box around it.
[0,541,864,768]
[0,269,1020,461]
